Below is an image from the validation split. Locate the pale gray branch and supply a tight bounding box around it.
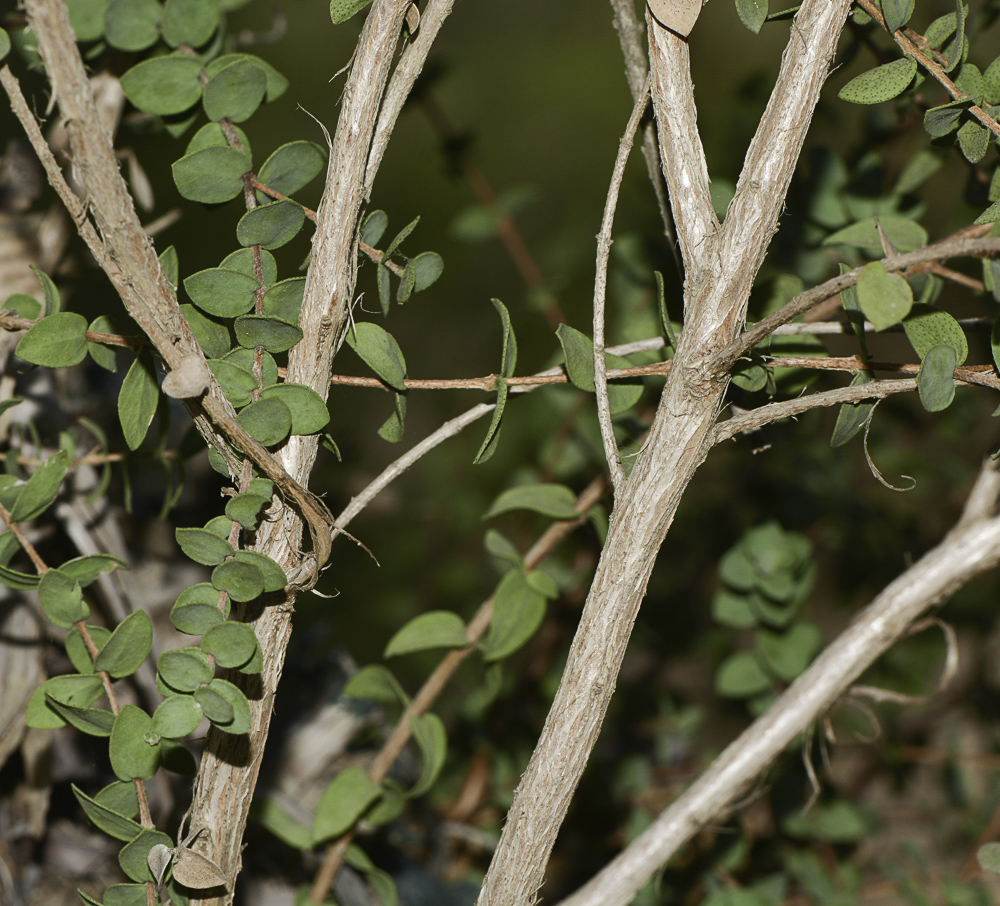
[557,461,1000,906]
[594,78,649,493]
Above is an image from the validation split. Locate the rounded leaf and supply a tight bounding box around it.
[158,647,213,692]
[16,312,88,367]
[211,559,265,602]
[104,0,161,51]
[194,684,234,725]
[715,651,772,698]
[202,620,258,668]
[65,0,106,41]
[857,261,913,331]
[161,0,219,47]
[224,347,278,387]
[257,141,326,198]
[65,624,112,674]
[93,609,152,678]
[411,251,444,292]
[184,267,260,318]
[484,483,578,520]
[259,382,330,435]
[236,199,305,250]
[344,321,407,392]
[187,123,252,162]
[313,766,381,843]
[38,569,88,628]
[234,315,303,353]
[203,58,267,123]
[237,396,293,446]
[917,344,957,412]
[263,277,305,323]
[109,704,160,781]
[838,56,917,104]
[181,304,231,360]
[172,147,250,204]
[121,56,204,116]
[978,842,1000,875]
[208,359,257,408]
[175,527,234,566]
[384,611,468,658]
[119,829,172,883]
[153,694,204,738]
[225,492,270,529]
[232,550,286,592]
[204,678,251,734]
[902,304,968,365]
[410,712,447,796]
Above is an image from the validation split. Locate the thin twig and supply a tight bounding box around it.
[594,75,650,493]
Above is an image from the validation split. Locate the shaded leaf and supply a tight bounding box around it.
[184,267,259,318]
[902,304,967,364]
[234,315,303,353]
[484,483,578,520]
[206,678,251,733]
[341,664,409,706]
[109,705,160,781]
[480,570,546,661]
[172,147,250,204]
[409,712,447,797]
[384,612,468,658]
[202,620,258,667]
[237,396,293,446]
[313,767,381,843]
[203,57,267,123]
[104,0,160,51]
[93,610,152,678]
[257,141,326,198]
[236,199,305,250]
[175,527,234,566]
[916,344,957,411]
[158,647,212,692]
[856,261,913,331]
[211,559,265,602]
[831,371,875,447]
[72,784,142,842]
[736,0,768,33]
[153,694,204,738]
[121,56,204,116]
[715,651,772,697]
[161,0,219,47]
[344,321,407,391]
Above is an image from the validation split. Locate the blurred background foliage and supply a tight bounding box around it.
[6,0,1000,903]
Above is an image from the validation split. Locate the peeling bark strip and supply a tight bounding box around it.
[476,0,852,902]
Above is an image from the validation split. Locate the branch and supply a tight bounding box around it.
[557,460,1000,906]
[594,77,649,493]
[713,232,1000,371]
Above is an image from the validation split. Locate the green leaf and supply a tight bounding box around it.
[474,378,507,464]
[182,305,231,360]
[331,0,374,24]
[72,784,143,842]
[95,781,140,819]
[757,623,822,681]
[65,0,106,41]
[212,559,265,602]
[986,56,1000,105]
[409,712,447,797]
[978,842,1000,875]
[397,261,416,304]
[385,216,420,257]
[838,57,917,104]
[158,647,213,692]
[257,141,326,199]
[195,683,234,725]
[344,321,407,392]
[184,267,260,318]
[202,620,258,667]
[250,798,313,850]
[712,589,758,629]
[902,304,967,364]
[313,767,381,843]
[783,800,871,843]
[917,344,957,412]
[957,118,990,163]
[27,674,103,728]
[170,583,226,636]
[93,610,152,679]
[365,781,407,828]
[361,210,389,246]
[3,293,40,320]
[377,257,392,315]
[225,492,270,529]
[187,123,252,163]
[831,371,875,447]
[205,678,251,733]
[736,0,768,33]
[715,651,772,697]
[945,0,966,73]
[16,312,88,367]
[377,393,406,443]
[234,315,303,353]
[121,56,204,116]
[232,549,286,592]
[44,696,115,737]
[556,324,642,413]
[893,149,944,195]
[236,200,305,250]
[480,570,546,662]
[208,359,257,409]
[263,278,305,323]
[484,483,578,520]
[30,266,61,316]
[162,0,219,47]
[259,383,330,435]
[655,270,678,351]
[104,0,161,51]
[172,147,250,204]
[824,216,927,255]
[38,569,89,628]
[491,298,517,378]
[410,252,444,292]
[856,261,913,331]
[175,527,234,566]
[109,705,160,781]
[65,624,112,674]
[237,395,293,446]
[119,829,173,883]
[731,359,768,392]
[86,316,118,372]
[384,612,468,658]
[880,0,913,32]
[975,199,1000,226]
[923,97,972,137]
[342,664,409,707]
[0,28,7,63]
[203,57,267,123]
[118,354,159,451]
[153,694,204,738]
[11,450,68,522]
[204,53,288,102]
